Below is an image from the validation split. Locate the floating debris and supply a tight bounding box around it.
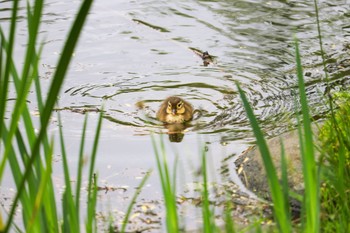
[97,185,127,194]
[54,106,103,114]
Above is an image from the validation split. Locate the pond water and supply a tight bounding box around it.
[1,0,350,231]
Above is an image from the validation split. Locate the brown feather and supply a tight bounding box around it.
[157,96,193,123]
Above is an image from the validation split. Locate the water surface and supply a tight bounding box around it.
[1,0,350,230]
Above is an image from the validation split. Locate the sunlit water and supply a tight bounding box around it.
[1,0,350,230]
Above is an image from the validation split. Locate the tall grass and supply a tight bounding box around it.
[151,135,179,232]
[237,37,321,232]
[236,82,292,233]
[0,0,100,232]
[152,135,233,233]
[294,38,320,233]
[318,93,350,232]
[201,148,216,233]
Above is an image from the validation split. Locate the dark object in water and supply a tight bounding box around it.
[201,51,213,66]
[189,47,216,66]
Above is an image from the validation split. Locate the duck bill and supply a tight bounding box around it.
[172,109,177,115]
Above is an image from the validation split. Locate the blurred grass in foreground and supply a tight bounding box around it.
[0,0,99,232]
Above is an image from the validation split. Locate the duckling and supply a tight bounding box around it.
[157,96,193,123]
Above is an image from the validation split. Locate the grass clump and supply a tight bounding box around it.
[318,92,350,232]
[0,0,100,232]
[152,136,231,233]
[319,92,350,164]
[152,135,180,233]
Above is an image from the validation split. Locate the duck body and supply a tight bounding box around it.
[157,96,193,123]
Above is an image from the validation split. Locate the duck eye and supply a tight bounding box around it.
[177,102,183,108]
[168,102,172,108]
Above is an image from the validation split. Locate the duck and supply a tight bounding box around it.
[157,96,193,124]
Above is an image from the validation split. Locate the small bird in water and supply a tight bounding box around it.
[201,51,214,66]
[157,96,193,123]
[189,48,216,66]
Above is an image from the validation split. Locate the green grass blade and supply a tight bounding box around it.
[1,125,32,218]
[0,10,45,218]
[151,135,179,233]
[0,30,43,149]
[160,138,179,232]
[21,0,43,91]
[121,170,152,233]
[0,55,36,180]
[172,156,178,199]
[224,197,235,233]
[0,38,3,115]
[0,1,40,182]
[280,140,291,221]
[0,34,3,78]
[294,37,319,233]
[1,40,37,147]
[86,110,103,233]
[27,140,53,233]
[87,173,98,233]
[236,82,291,232]
[3,0,94,230]
[58,112,79,232]
[201,148,215,233]
[0,0,19,136]
[312,0,327,80]
[0,0,43,173]
[87,111,103,193]
[39,183,58,232]
[294,38,315,171]
[76,114,88,213]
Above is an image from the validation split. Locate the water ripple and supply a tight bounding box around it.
[47,0,350,141]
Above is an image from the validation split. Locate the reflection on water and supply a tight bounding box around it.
[163,122,191,143]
